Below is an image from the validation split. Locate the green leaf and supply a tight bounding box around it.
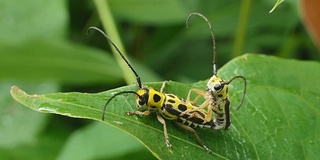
[0,83,53,148]
[10,54,320,159]
[0,82,64,159]
[57,122,155,160]
[0,0,67,40]
[109,0,187,25]
[0,39,122,85]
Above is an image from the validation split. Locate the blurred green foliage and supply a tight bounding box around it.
[1,0,319,159]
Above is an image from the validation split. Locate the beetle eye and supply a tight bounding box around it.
[214,84,222,91]
[138,97,145,105]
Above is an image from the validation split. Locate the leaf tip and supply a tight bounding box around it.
[10,85,22,98]
[10,85,30,105]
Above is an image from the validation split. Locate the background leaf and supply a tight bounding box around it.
[57,122,155,160]
[108,0,188,25]
[0,0,67,40]
[0,39,122,85]
[0,82,62,159]
[10,54,320,159]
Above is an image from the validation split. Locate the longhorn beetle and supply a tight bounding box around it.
[88,27,217,152]
[180,13,247,130]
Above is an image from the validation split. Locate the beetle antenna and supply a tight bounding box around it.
[225,76,247,110]
[87,27,142,88]
[101,91,142,121]
[186,13,217,75]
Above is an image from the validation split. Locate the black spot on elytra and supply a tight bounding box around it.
[168,99,175,104]
[153,94,161,102]
[196,111,205,118]
[164,104,181,116]
[190,116,204,124]
[180,113,189,119]
[178,104,187,111]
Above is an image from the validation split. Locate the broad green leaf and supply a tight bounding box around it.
[0,83,54,148]
[0,0,67,40]
[0,39,122,85]
[0,0,124,85]
[109,0,187,25]
[0,82,63,159]
[10,54,320,159]
[57,122,155,160]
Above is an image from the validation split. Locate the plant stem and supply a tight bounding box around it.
[93,0,136,84]
[233,0,252,57]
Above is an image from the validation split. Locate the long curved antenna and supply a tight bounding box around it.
[225,76,247,110]
[87,27,142,89]
[101,91,143,121]
[186,13,217,75]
